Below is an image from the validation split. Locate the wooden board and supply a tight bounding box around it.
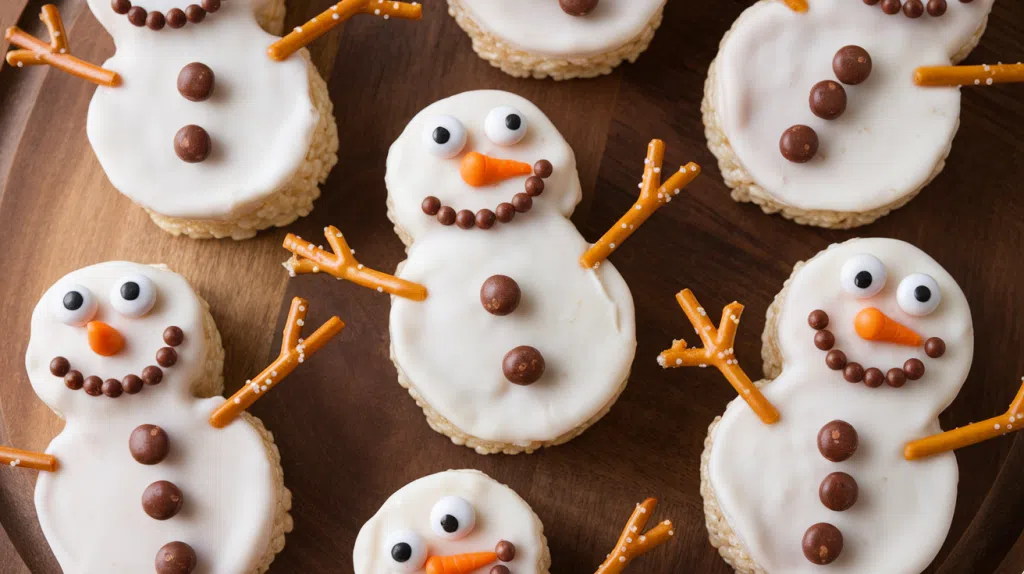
[0,0,1022,572]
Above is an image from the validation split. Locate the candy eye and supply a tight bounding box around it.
[383,529,427,571]
[54,285,98,326]
[110,274,157,318]
[484,106,528,146]
[423,115,468,158]
[840,254,887,298]
[897,273,941,316]
[429,496,476,540]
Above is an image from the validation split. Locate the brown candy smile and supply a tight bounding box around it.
[422,160,552,230]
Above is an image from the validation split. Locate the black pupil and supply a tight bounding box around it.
[914,285,931,302]
[121,281,141,301]
[441,514,459,533]
[433,127,451,145]
[854,271,873,289]
[63,291,84,311]
[505,114,522,131]
[391,542,412,563]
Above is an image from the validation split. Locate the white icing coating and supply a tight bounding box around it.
[26,262,278,573]
[386,91,636,447]
[460,0,665,57]
[715,0,994,212]
[353,470,547,573]
[709,238,975,572]
[85,0,317,219]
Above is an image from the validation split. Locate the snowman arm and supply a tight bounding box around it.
[595,498,674,574]
[4,5,120,87]
[0,446,58,472]
[267,0,422,61]
[580,140,700,269]
[659,289,781,425]
[914,63,1024,87]
[282,226,428,301]
[209,297,344,428]
[904,376,1024,460]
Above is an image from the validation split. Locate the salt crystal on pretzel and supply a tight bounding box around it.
[267,0,423,61]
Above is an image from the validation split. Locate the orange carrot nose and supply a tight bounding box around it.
[425,551,498,574]
[460,152,532,187]
[87,321,124,356]
[854,308,922,347]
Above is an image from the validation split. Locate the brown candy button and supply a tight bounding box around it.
[495,202,516,223]
[813,330,835,351]
[123,374,144,394]
[476,209,497,230]
[825,349,847,370]
[421,196,441,216]
[559,0,599,16]
[146,10,166,30]
[503,346,545,385]
[495,540,516,562]
[533,159,553,178]
[525,176,545,197]
[164,326,185,347]
[50,357,70,377]
[167,8,187,28]
[512,193,533,213]
[437,206,456,226]
[802,522,843,565]
[818,420,858,462]
[142,365,164,385]
[127,5,147,26]
[185,4,206,23]
[903,358,925,380]
[819,471,859,511]
[65,370,84,390]
[863,367,884,388]
[103,378,124,398]
[455,209,475,230]
[130,424,170,465]
[157,347,179,368]
[881,0,902,14]
[833,46,873,85]
[481,275,521,316]
[886,367,907,388]
[490,567,511,574]
[843,362,865,383]
[807,310,829,330]
[927,0,947,16]
[201,0,220,13]
[83,376,103,396]
[112,0,131,14]
[924,337,945,358]
[809,80,847,120]
[177,63,215,102]
[174,125,211,163]
[155,541,197,574]
[903,0,924,17]
[143,480,184,520]
[780,125,819,163]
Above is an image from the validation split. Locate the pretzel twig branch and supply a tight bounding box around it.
[914,63,1024,87]
[904,376,1024,460]
[209,298,344,428]
[595,498,674,574]
[580,140,700,269]
[658,289,780,425]
[267,0,422,61]
[0,446,58,472]
[283,226,428,301]
[5,5,120,87]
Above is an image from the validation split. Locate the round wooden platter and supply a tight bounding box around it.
[1,0,1023,572]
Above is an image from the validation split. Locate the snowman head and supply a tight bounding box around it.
[353,469,547,573]
[25,262,210,420]
[775,238,974,413]
[385,90,582,241]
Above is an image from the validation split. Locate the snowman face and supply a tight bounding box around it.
[386,90,582,241]
[353,470,547,574]
[775,238,974,412]
[25,262,208,419]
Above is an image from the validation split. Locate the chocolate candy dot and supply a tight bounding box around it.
[886,367,907,388]
[143,480,184,520]
[174,125,211,163]
[881,0,902,14]
[833,46,872,85]
[185,4,206,23]
[455,209,475,230]
[163,326,185,347]
[166,8,187,28]
[813,330,835,351]
[495,202,516,223]
[533,159,553,178]
[177,63,215,102]
[904,358,925,380]
[780,125,819,163]
[559,0,599,16]
[819,471,858,511]
[201,0,220,13]
[146,10,166,30]
[111,0,132,14]
[802,523,843,565]
[512,193,533,213]
[421,196,441,216]
[495,540,516,562]
[809,80,847,120]
[924,337,945,358]
[142,365,164,385]
[807,310,829,330]
[50,357,70,377]
[123,374,144,394]
[864,367,884,388]
[481,275,521,316]
[903,0,924,17]
[825,349,847,370]
[130,424,170,465]
[102,378,124,398]
[127,5,147,26]
[490,567,511,574]
[155,541,197,574]
[156,347,179,368]
[65,370,84,390]
[83,376,103,396]
[475,209,496,230]
[843,362,865,383]
[927,0,947,16]
[525,176,545,197]
[503,346,545,385]
[437,206,456,226]
[818,420,858,462]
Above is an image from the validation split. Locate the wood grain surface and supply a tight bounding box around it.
[0,0,1022,572]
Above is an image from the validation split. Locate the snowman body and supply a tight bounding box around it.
[25,262,282,573]
[84,0,318,220]
[707,239,974,572]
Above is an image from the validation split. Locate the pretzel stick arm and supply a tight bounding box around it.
[595,498,675,574]
[4,6,120,86]
[267,0,422,61]
[0,446,58,472]
[914,63,1024,87]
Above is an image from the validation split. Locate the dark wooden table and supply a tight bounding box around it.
[1,0,1022,572]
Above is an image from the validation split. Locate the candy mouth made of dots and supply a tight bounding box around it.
[420,159,553,230]
[110,0,224,31]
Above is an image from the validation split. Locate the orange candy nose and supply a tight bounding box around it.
[853,308,922,347]
[425,551,498,574]
[87,321,124,356]
[460,152,532,187]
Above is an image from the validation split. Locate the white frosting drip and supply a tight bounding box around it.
[85,0,317,219]
[715,0,994,212]
[709,238,975,572]
[25,262,278,573]
[353,470,546,573]
[460,0,665,57]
